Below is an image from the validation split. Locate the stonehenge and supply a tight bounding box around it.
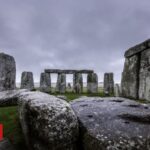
[1,40,150,149]
[21,72,34,90]
[45,69,99,94]
[121,39,150,100]
[0,53,16,91]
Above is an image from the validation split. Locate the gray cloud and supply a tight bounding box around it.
[0,0,150,83]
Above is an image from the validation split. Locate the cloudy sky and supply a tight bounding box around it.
[0,0,150,83]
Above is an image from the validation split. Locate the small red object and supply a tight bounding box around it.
[0,124,3,141]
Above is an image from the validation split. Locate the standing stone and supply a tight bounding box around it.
[87,73,98,93]
[56,73,66,93]
[0,53,16,91]
[21,72,34,90]
[121,39,150,100]
[40,72,51,93]
[114,84,120,97]
[139,49,150,100]
[104,73,114,95]
[73,73,83,93]
[121,55,139,99]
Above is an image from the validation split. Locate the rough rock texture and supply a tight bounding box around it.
[0,138,15,150]
[125,39,150,58]
[121,39,150,101]
[21,72,34,90]
[87,73,98,93]
[56,73,66,93]
[0,53,16,91]
[71,97,150,150]
[73,73,83,93]
[114,84,120,97]
[0,89,28,106]
[45,69,94,74]
[139,49,150,100]
[18,91,78,150]
[104,73,114,95]
[40,72,51,93]
[121,55,139,99]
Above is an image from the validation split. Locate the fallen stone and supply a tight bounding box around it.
[0,89,28,106]
[71,97,150,150]
[21,72,34,90]
[18,91,79,150]
[0,53,16,91]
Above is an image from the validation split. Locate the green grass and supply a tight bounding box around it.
[0,106,27,150]
[53,92,107,101]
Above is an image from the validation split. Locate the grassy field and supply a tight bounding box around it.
[0,106,27,150]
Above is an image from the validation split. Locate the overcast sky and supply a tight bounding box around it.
[0,0,150,83]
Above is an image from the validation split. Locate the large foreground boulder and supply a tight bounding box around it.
[0,53,16,91]
[71,97,150,150]
[18,91,79,150]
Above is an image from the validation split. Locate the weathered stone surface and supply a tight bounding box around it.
[125,39,150,58]
[73,73,83,93]
[0,53,16,91]
[21,72,34,90]
[0,89,28,106]
[114,84,120,97]
[45,69,94,74]
[0,138,15,150]
[56,73,66,93]
[121,55,139,99]
[18,91,79,150]
[71,97,150,150]
[104,73,114,95]
[40,72,51,93]
[139,49,150,100]
[87,73,98,93]
[122,39,150,101]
